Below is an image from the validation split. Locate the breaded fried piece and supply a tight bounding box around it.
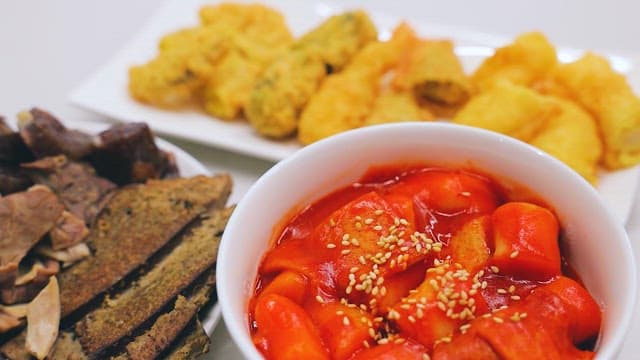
[58,175,231,318]
[74,206,232,354]
[164,319,210,360]
[297,24,416,144]
[530,99,602,183]
[199,4,293,119]
[552,53,640,169]
[246,11,377,138]
[472,32,558,91]
[130,3,292,110]
[364,89,435,126]
[453,81,559,142]
[394,39,471,106]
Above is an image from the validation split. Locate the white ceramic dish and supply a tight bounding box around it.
[68,0,640,223]
[218,122,636,360]
[69,119,222,336]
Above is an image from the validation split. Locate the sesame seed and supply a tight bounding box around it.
[336,310,344,315]
[460,191,471,197]
[481,281,488,289]
[315,295,324,303]
[423,354,431,360]
[374,209,384,216]
[490,265,500,273]
[355,222,362,229]
[364,218,374,225]
[510,250,519,258]
[460,324,471,332]
[378,338,389,345]
[408,315,416,323]
[497,288,508,294]
[400,304,411,310]
[511,295,521,301]
[359,256,366,265]
[510,313,521,322]
[493,317,504,323]
[342,234,350,241]
[373,225,383,231]
[399,218,409,226]
[351,238,360,246]
[368,327,376,337]
[326,243,336,249]
[341,249,351,255]
[508,285,516,293]
[343,317,350,326]
[520,312,528,318]
[330,219,336,227]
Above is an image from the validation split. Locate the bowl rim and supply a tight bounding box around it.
[217,121,637,359]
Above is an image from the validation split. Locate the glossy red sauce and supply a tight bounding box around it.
[249,166,601,360]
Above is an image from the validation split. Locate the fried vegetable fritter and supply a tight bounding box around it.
[246,11,377,138]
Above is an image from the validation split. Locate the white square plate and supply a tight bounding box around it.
[69,0,640,222]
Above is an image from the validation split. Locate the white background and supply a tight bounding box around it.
[1,1,639,359]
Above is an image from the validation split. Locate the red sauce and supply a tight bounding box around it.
[249,166,601,360]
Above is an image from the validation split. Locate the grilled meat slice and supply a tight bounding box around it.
[0,186,64,286]
[74,206,232,354]
[49,211,89,251]
[22,156,116,224]
[17,108,94,160]
[91,123,172,186]
[57,174,231,318]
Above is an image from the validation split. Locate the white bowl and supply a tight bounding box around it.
[217,122,636,359]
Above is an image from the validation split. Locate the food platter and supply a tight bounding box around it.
[69,0,640,224]
[68,119,223,336]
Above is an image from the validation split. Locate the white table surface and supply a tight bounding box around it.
[1,1,639,359]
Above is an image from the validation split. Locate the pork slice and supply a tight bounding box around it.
[17,108,94,160]
[91,123,172,185]
[26,276,60,360]
[0,133,33,166]
[49,211,89,250]
[22,156,116,224]
[74,206,232,355]
[57,174,231,318]
[0,186,64,286]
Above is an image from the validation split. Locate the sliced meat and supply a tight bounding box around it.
[58,174,231,318]
[49,211,89,250]
[0,165,32,195]
[75,206,232,354]
[14,259,59,286]
[0,311,23,333]
[22,156,116,224]
[35,243,91,267]
[26,276,60,360]
[91,123,172,185]
[17,108,94,160]
[0,186,64,286]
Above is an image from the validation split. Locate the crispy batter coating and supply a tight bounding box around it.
[453,81,559,142]
[246,11,377,138]
[530,99,602,183]
[129,3,292,111]
[297,24,415,144]
[552,53,640,169]
[472,32,557,91]
[364,89,434,126]
[394,39,471,106]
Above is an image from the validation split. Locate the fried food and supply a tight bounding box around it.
[472,32,557,91]
[129,3,292,111]
[246,11,377,138]
[552,53,640,169]
[297,23,416,144]
[530,99,602,183]
[453,81,558,142]
[200,5,293,119]
[365,89,435,126]
[394,39,471,106]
